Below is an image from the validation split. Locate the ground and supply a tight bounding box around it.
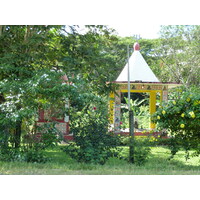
[0,146,199,175]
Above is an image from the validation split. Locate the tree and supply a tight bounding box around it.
[63,92,120,165]
[0,25,122,149]
[58,25,121,95]
[0,25,65,148]
[156,25,200,88]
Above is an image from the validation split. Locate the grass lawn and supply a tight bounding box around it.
[0,146,200,175]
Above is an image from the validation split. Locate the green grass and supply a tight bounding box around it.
[0,146,200,175]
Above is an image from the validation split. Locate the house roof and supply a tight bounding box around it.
[116,42,159,82]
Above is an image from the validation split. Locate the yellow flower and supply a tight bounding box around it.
[189,111,195,118]
[162,110,166,115]
[157,116,160,120]
[180,124,185,128]
[186,98,191,102]
[173,101,176,105]
[181,113,185,118]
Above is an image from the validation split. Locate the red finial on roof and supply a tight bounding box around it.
[134,42,140,51]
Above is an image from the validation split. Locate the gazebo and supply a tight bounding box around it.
[109,42,181,134]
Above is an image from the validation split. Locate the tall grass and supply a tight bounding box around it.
[0,146,199,175]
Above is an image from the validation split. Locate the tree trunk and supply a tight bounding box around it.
[14,120,22,148]
[0,93,5,104]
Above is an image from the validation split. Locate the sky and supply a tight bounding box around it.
[1,1,197,40]
[75,24,161,39]
[109,24,161,39]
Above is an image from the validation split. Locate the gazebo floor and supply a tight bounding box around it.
[119,130,161,137]
[63,129,168,141]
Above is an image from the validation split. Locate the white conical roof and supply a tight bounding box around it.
[116,43,159,82]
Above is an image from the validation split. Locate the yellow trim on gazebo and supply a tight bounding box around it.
[109,89,163,130]
[149,91,156,129]
[109,92,114,124]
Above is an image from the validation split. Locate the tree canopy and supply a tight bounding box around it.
[0,25,199,149]
[157,25,200,87]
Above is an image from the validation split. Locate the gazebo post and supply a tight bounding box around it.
[149,91,156,129]
[114,91,121,133]
[109,92,115,124]
[160,91,163,103]
[162,88,169,102]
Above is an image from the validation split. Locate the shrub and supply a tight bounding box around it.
[63,103,120,165]
[0,122,61,163]
[23,150,49,163]
[35,122,63,150]
[0,144,50,163]
[0,148,21,162]
[118,137,151,166]
[153,137,172,146]
[153,87,200,159]
[121,98,150,130]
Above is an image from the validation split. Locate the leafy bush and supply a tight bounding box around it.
[0,127,9,150]
[21,123,62,163]
[153,87,200,159]
[35,122,63,150]
[0,122,61,163]
[0,119,24,162]
[118,137,151,166]
[63,103,120,165]
[0,148,21,162]
[121,98,149,130]
[23,150,49,163]
[153,137,172,146]
[0,148,49,163]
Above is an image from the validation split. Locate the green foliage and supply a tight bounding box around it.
[0,148,21,162]
[113,26,200,88]
[153,87,200,159]
[0,146,200,175]
[22,123,62,163]
[0,25,121,162]
[153,137,172,146]
[23,150,49,163]
[158,25,200,87]
[0,121,62,163]
[118,137,151,166]
[0,25,66,148]
[63,100,120,165]
[35,123,63,150]
[121,97,149,129]
[1,25,199,166]
[0,25,120,150]
[0,147,48,163]
[124,97,146,114]
[60,26,121,95]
